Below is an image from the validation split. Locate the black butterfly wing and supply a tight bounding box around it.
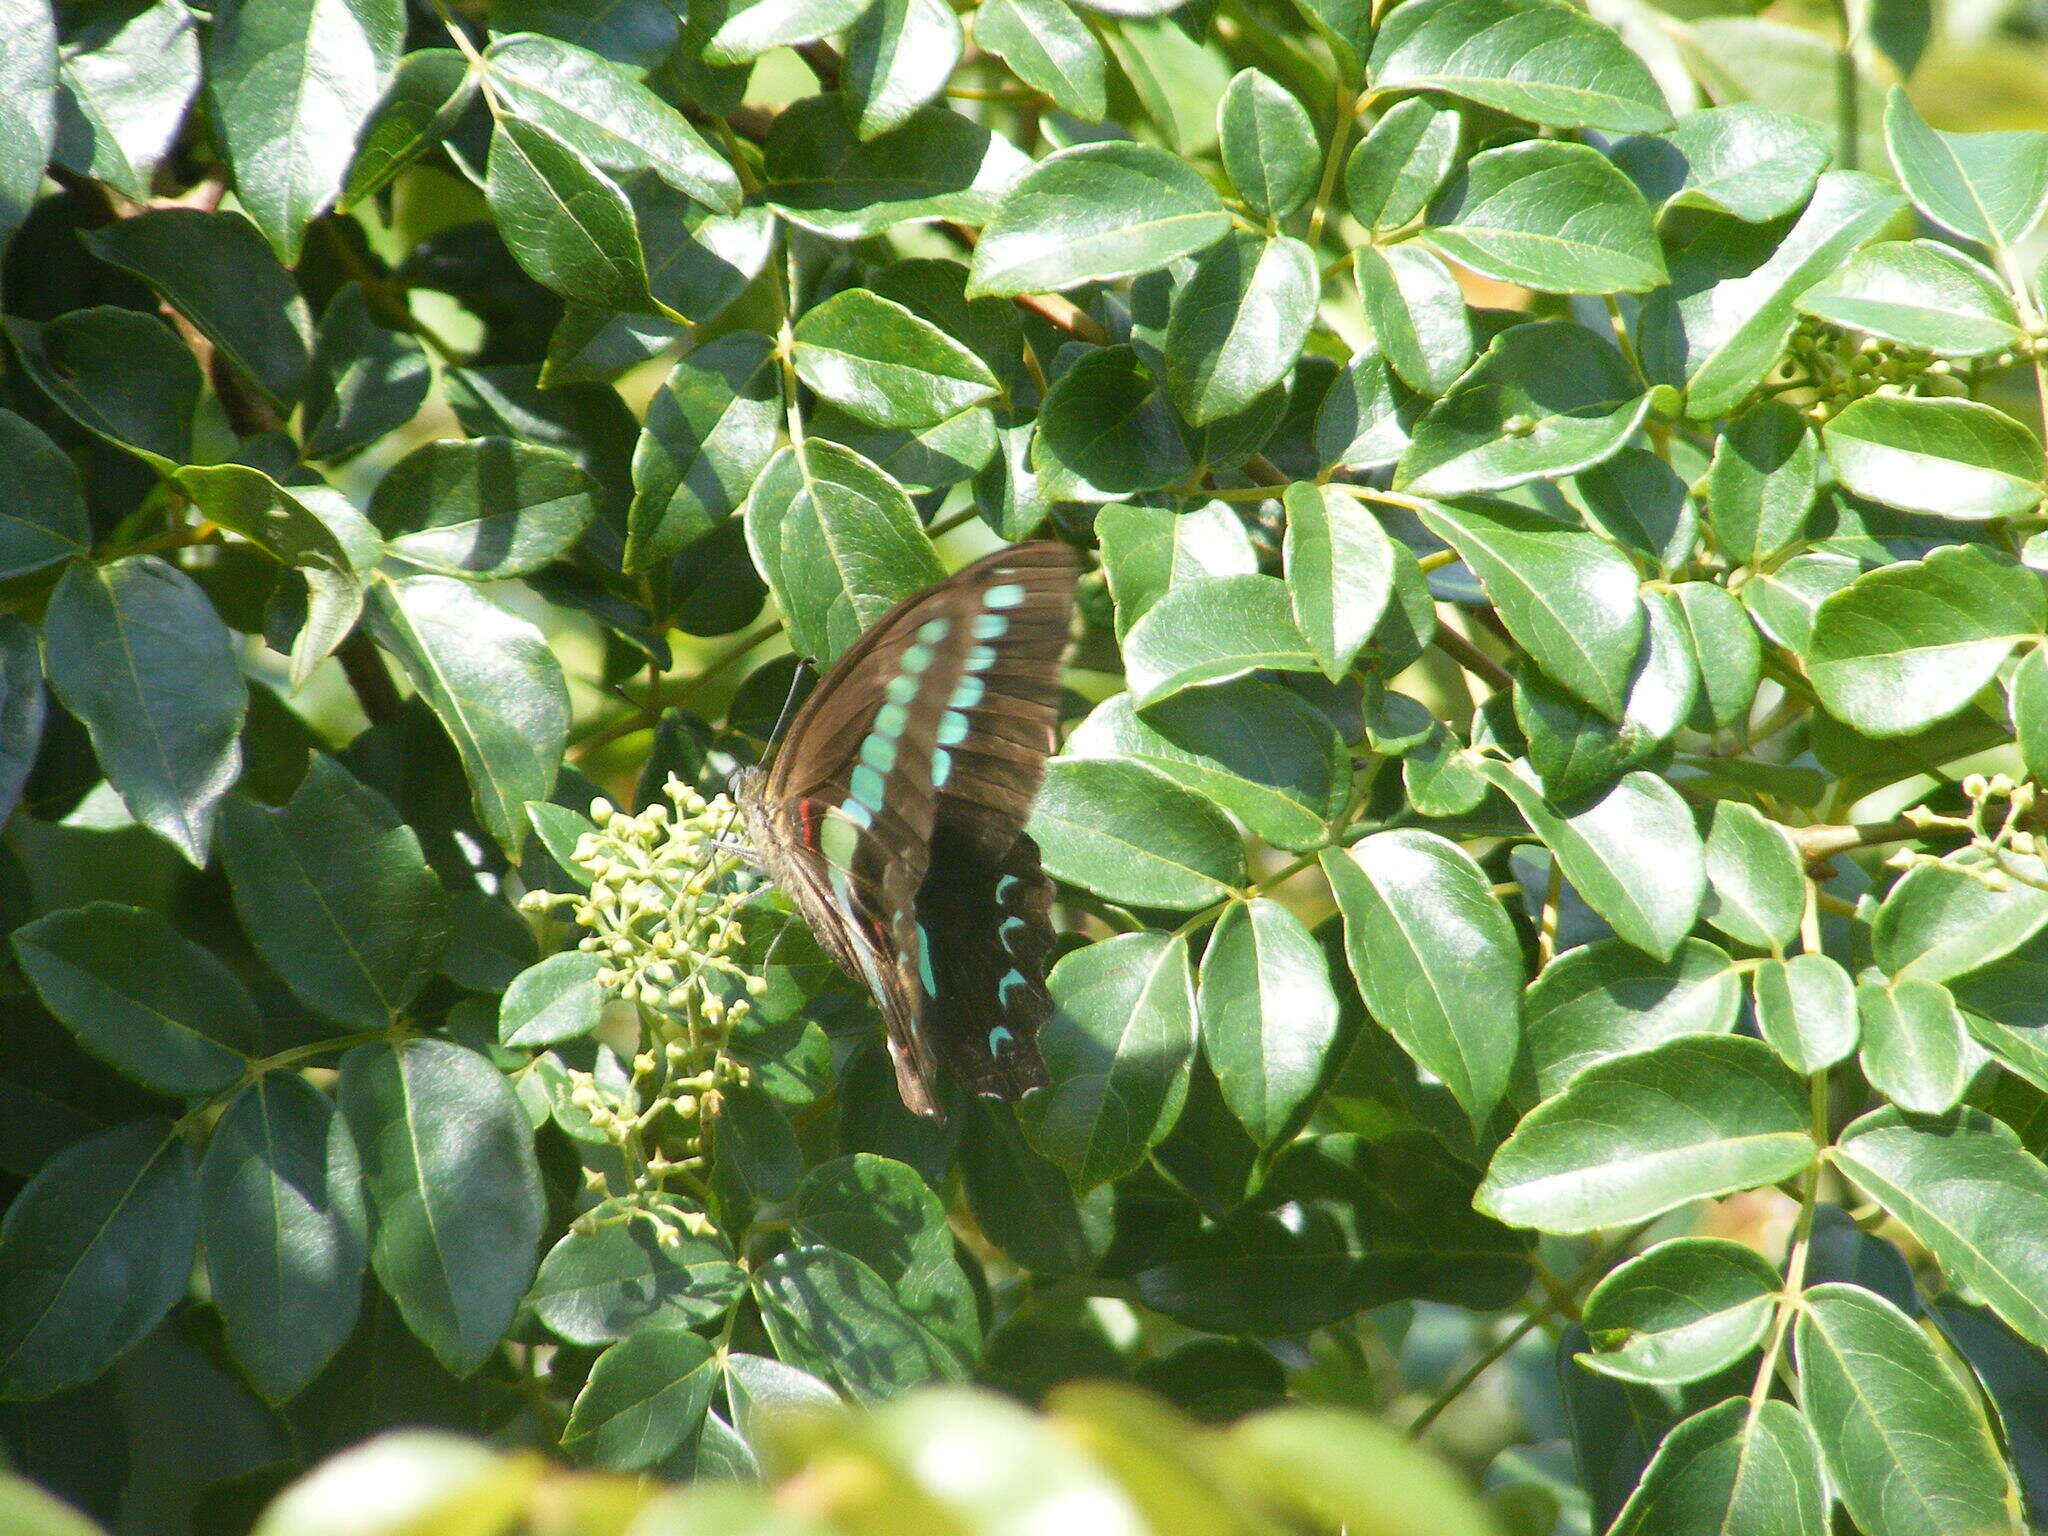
[739,541,1077,1116]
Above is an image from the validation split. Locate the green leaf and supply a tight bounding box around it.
[1135,1205,1362,1335]
[0,411,89,579]
[3,310,200,471]
[1858,977,1971,1115]
[1742,551,1861,655]
[338,1039,544,1377]
[1065,684,1345,852]
[794,289,998,430]
[0,618,40,825]
[84,209,312,409]
[50,0,199,204]
[1885,86,2048,248]
[1424,140,1665,295]
[1477,1034,1813,1234]
[481,32,739,213]
[968,140,1229,297]
[1096,500,1257,638]
[1753,953,1858,1074]
[1798,240,2022,358]
[753,1244,959,1399]
[485,116,652,314]
[0,1119,196,1400]
[959,1104,1113,1275]
[1352,244,1473,397]
[1229,1407,1499,1536]
[1198,899,1342,1145]
[1033,346,1190,501]
[367,574,571,858]
[1485,762,1706,962]
[205,0,404,263]
[1219,70,1317,222]
[1367,0,1671,132]
[1345,97,1460,232]
[1672,582,1764,732]
[1580,1237,1780,1385]
[1416,496,1644,719]
[1021,932,1195,1190]
[1796,1282,2020,1536]
[1835,1106,2048,1353]
[1822,396,2043,521]
[1641,171,1907,421]
[1608,1399,1826,1536]
[975,0,1102,121]
[40,557,245,865]
[1701,802,1803,952]
[1164,233,1318,427]
[1029,757,1245,909]
[1613,104,1832,223]
[1515,594,1697,803]
[563,1328,717,1471]
[370,438,598,580]
[743,441,943,664]
[626,333,779,572]
[338,47,475,211]
[1705,401,1822,566]
[1397,322,1650,495]
[708,0,874,62]
[1282,483,1395,681]
[846,0,962,140]
[498,951,605,1048]
[1122,573,1321,706]
[199,1076,367,1403]
[1313,348,1417,472]
[1522,938,1741,1101]
[1323,831,1522,1130]
[302,284,433,461]
[1873,852,2048,983]
[12,903,251,1097]
[1807,545,2045,737]
[764,94,1026,242]
[1570,446,1698,576]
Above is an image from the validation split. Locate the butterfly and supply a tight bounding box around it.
[733,541,1080,1118]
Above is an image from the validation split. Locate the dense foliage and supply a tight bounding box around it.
[10,0,2048,1531]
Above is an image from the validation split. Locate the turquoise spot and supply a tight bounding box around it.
[849,763,886,812]
[931,749,953,788]
[1000,915,1028,949]
[859,734,896,771]
[875,701,909,736]
[949,675,985,710]
[998,970,1029,1006]
[972,613,1008,640]
[901,642,936,674]
[988,1025,1014,1054]
[937,709,970,746]
[985,583,1026,609]
[885,672,920,705]
[917,618,948,643]
[995,875,1022,903]
[966,644,998,673]
[916,926,937,994]
[840,800,873,830]
[821,816,860,872]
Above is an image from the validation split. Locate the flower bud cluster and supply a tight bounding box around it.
[1894,773,2048,896]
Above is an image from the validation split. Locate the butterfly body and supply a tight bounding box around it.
[734,542,1078,1117]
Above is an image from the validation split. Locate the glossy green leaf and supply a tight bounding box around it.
[1398,322,1649,495]
[1873,852,2048,983]
[1672,582,1764,732]
[486,116,651,314]
[764,95,1026,241]
[200,1076,367,1403]
[707,0,875,63]
[0,1119,196,1400]
[84,209,312,409]
[1033,346,1190,501]
[337,47,475,210]
[743,441,943,663]
[1570,447,1697,575]
[1219,70,1316,222]
[50,0,198,204]
[846,0,962,139]
[40,557,245,865]
[302,283,433,461]
[1096,500,1257,638]
[1799,240,2022,358]
[1323,831,1521,1129]
[366,574,570,859]
[0,411,87,580]
[1613,104,1832,222]
[338,1039,544,1377]
[1885,86,2048,248]
[563,1328,717,1471]
[1797,1281,2020,1536]
[1198,899,1341,1146]
[1029,757,1245,909]
[1417,496,1644,719]
[1515,594,1696,803]
[753,1244,959,1400]
[1312,348,1417,472]
[1705,401,1822,565]
[205,0,404,262]
[370,437,598,580]
[1281,483,1394,682]
[1753,953,1858,1073]
[1345,97,1460,231]
[1523,938,1741,1100]
[1425,140,1664,294]
[1022,933,1195,1190]
[1822,396,2043,521]
[974,0,1104,122]
[1701,802,1803,952]
[3,310,200,471]
[625,333,778,572]
[12,903,251,1097]
[1608,1399,1826,1536]
[1741,551,1861,655]
[1123,573,1321,706]
[1165,233,1318,427]
[1367,0,1672,132]
[1807,545,2044,738]
[794,289,997,430]
[969,140,1229,297]
[1352,244,1473,397]
[498,951,605,1048]
[1478,1034,1813,1234]
[959,1104,1113,1275]
[1857,977,1970,1115]
[1580,1237,1780,1385]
